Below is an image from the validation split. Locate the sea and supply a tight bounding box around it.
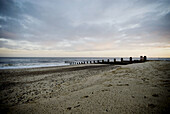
[0,57,169,69]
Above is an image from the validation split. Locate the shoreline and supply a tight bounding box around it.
[0,58,169,70]
[0,61,170,113]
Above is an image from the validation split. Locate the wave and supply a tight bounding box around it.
[0,63,70,69]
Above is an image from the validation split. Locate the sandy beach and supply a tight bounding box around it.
[0,61,170,114]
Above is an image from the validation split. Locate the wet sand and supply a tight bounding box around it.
[0,61,170,114]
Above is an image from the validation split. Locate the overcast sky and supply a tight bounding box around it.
[0,0,170,57]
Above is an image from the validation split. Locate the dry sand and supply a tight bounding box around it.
[0,61,170,114]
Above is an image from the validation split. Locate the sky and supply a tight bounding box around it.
[0,0,170,57]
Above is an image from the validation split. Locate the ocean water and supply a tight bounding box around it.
[0,57,169,69]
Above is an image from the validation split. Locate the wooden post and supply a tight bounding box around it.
[102,60,104,63]
[90,61,92,64]
[140,56,143,61]
[114,58,116,63]
[130,57,132,63]
[97,60,99,63]
[144,56,147,61]
[121,58,123,63]
[94,60,96,63]
[107,59,110,62]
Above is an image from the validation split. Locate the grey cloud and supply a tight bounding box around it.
[0,0,170,51]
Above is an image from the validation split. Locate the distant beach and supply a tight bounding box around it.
[0,57,170,69]
[0,60,169,113]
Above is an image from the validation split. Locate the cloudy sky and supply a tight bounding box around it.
[0,0,170,57]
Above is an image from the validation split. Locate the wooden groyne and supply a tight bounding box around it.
[69,56,147,65]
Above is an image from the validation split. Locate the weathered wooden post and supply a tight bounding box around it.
[121,58,123,63]
[97,60,99,63]
[93,60,96,63]
[114,58,116,63]
[90,61,92,64]
[140,56,143,61]
[144,56,147,61]
[130,57,132,63]
[102,60,104,63]
[107,59,110,62]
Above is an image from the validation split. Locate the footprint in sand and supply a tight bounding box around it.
[82,95,89,98]
[152,94,159,97]
[148,104,156,108]
[102,89,110,92]
[74,104,80,108]
[104,84,112,87]
[131,95,135,98]
[117,84,129,86]
[67,107,72,110]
